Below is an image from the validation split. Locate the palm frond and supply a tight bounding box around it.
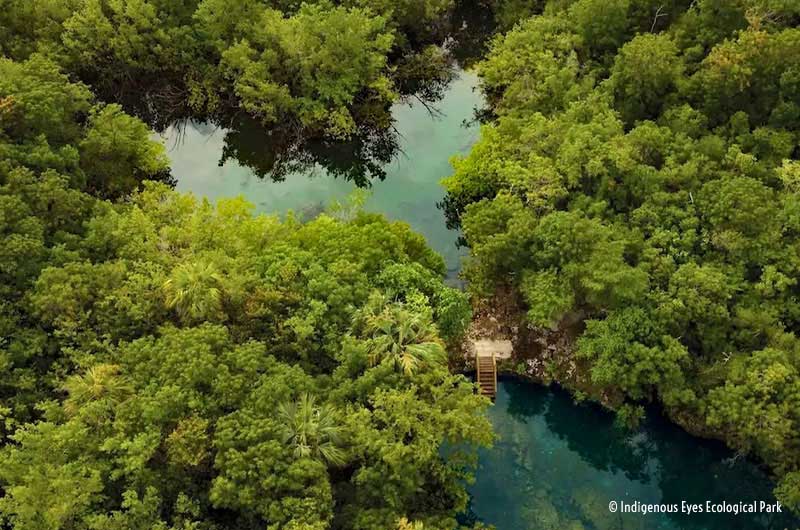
[277,393,347,467]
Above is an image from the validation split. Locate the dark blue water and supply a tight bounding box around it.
[466,379,799,530]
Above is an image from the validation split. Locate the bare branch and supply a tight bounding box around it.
[411,94,444,119]
[651,6,667,32]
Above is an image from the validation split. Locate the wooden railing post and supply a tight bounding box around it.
[492,352,497,397]
[476,350,481,391]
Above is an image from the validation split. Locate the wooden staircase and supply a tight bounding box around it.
[476,352,497,400]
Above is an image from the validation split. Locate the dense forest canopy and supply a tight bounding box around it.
[0,8,493,528]
[0,0,455,130]
[443,0,800,510]
[4,0,800,527]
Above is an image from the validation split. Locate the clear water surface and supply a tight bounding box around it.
[465,379,799,530]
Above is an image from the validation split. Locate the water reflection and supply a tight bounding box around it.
[468,379,800,530]
[543,388,655,483]
[448,0,500,70]
[211,114,400,186]
[162,72,483,277]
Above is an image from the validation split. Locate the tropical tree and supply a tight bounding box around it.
[277,393,347,467]
[397,517,425,530]
[62,364,132,420]
[162,260,225,324]
[360,302,447,375]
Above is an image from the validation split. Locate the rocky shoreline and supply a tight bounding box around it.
[462,292,752,460]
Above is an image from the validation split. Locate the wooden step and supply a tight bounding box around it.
[475,352,497,401]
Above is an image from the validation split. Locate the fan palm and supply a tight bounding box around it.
[163,260,224,323]
[63,364,132,418]
[364,305,446,375]
[277,393,346,467]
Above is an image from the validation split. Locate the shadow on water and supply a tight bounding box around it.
[447,0,500,70]
[466,378,800,530]
[161,101,401,187]
[215,114,400,187]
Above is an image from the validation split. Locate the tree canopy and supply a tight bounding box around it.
[5,0,800,524]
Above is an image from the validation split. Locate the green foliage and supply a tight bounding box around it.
[443,0,800,506]
[163,261,226,325]
[477,15,586,116]
[78,105,169,198]
[0,55,169,197]
[569,0,631,59]
[0,54,90,150]
[0,178,492,527]
[337,369,492,528]
[277,393,346,466]
[375,262,472,343]
[0,0,79,59]
[356,296,447,375]
[62,364,132,419]
[0,55,170,440]
[777,471,800,513]
[609,34,684,125]
[211,3,395,138]
[689,25,800,127]
[614,403,645,430]
[0,0,462,147]
[706,346,800,470]
[578,307,690,405]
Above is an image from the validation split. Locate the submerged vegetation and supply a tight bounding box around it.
[443,0,800,509]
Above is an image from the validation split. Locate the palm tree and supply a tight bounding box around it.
[63,364,132,418]
[163,260,224,323]
[363,304,446,375]
[277,393,346,467]
[397,518,425,530]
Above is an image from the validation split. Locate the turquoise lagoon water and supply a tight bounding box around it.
[465,379,799,530]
